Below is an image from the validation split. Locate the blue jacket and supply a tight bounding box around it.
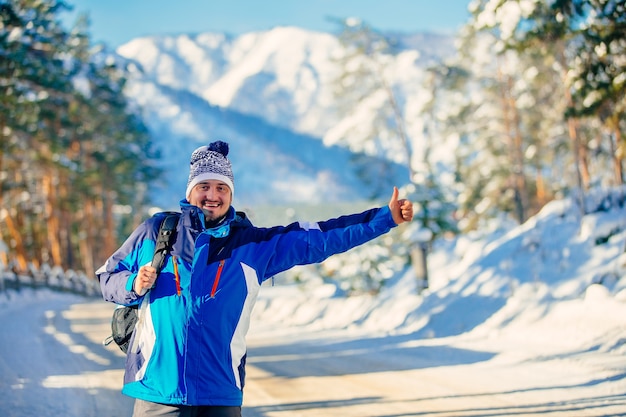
[97,199,397,406]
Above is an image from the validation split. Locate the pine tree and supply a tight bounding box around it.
[443,0,620,229]
[0,0,162,274]
[441,22,540,227]
[0,0,74,271]
[330,18,413,192]
[563,0,626,186]
[330,18,459,291]
[489,0,625,204]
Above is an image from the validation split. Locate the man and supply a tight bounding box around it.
[97,140,414,417]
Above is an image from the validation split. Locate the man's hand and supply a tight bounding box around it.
[388,186,414,225]
[134,264,157,296]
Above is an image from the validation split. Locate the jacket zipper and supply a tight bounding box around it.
[210,259,225,298]
[172,255,181,296]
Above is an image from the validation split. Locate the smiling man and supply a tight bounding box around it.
[97,140,414,417]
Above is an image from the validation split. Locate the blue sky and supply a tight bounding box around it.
[62,0,472,48]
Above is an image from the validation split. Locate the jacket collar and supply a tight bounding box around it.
[179,199,250,236]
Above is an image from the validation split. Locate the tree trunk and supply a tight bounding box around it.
[79,199,95,277]
[410,244,429,293]
[498,63,528,224]
[565,117,587,216]
[556,43,588,216]
[103,189,117,260]
[608,116,624,185]
[2,212,28,272]
[43,171,63,267]
[535,169,547,207]
[510,92,529,223]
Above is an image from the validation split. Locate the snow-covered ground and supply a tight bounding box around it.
[244,190,626,415]
[1,190,626,416]
[253,191,626,350]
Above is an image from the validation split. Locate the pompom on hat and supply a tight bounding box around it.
[186,141,235,199]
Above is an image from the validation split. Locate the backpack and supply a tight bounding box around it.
[103,212,180,353]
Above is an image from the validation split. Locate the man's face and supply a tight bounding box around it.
[188,180,232,222]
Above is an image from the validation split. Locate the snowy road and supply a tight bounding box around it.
[243,326,626,417]
[1,291,625,417]
[0,290,134,417]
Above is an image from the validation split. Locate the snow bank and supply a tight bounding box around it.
[251,192,626,360]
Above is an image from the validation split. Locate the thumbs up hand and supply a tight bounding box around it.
[388,186,414,225]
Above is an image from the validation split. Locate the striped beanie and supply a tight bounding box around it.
[185,141,234,199]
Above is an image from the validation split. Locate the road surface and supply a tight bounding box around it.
[1,291,625,416]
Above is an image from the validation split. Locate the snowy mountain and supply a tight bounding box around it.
[115,27,456,209]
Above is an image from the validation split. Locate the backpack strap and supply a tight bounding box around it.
[151,212,180,274]
[102,212,180,351]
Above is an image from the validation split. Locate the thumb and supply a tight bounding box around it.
[389,186,399,207]
[388,186,408,225]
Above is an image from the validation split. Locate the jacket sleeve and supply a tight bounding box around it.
[95,217,160,305]
[263,206,397,278]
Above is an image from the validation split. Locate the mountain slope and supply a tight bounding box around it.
[116,27,455,208]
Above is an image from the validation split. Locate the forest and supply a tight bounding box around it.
[1,0,161,276]
[0,0,624,282]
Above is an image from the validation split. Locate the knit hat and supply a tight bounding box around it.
[186,141,235,199]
